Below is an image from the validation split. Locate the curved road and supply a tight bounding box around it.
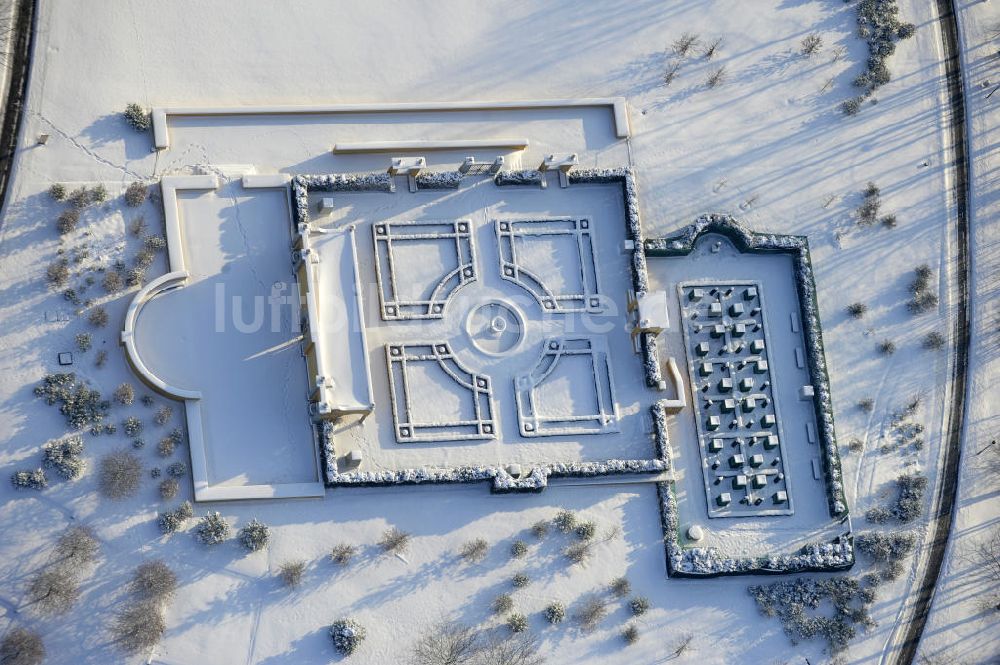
[890,1,972,663]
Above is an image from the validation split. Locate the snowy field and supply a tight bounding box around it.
[0,0,993,663]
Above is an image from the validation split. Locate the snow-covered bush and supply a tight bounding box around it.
[123,103,150,132]
[167,462,187,477]
[855,531,916,565]
[42,436,86,480]
[144,234,166,252]
[133,247,155,269]
[892,473,927,522]
[460,538,489,563]
[124,181,147,207]
[506,613,528,634]
[125,267,146,287]
[923,331,946,350]
[122,416,142,437]
[238,518,270,552]
[848,0,915,110]
[0,626,45,665]
[48,183,66,201]
[158,501,193,533]
[98,449,142,499]
[841,96,863,116]
[75,332,92,352]
[575,521,597,541]
[68,186,90,209]
[157,436,175,457]
[11,468,47,490]
[544,602,565,624]
[531,520,549,539]
[847,302,867,319]
[865,505,891,524]
[512,572,530,589]
[629,596,651,616]
[553,510,577,533]
[196,512,231,545]
[622,623,640,645]
[510,539,527,559]
[330,618,366,656]
[878,338,896,355]
[801,34,823,56]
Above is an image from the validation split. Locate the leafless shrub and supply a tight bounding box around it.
[530,520,549,539]
[159,478,179,500]
[0,627,45,665]
[858,397,875,413]
[75,332,92,352]
[673,32,700,56]
[857,181,881,225]
[411,620,480,665]
[94,350,108,368]
[98,449,142,500]
[330,543,358,566]
[663,60,682,86]
[922,331,946,350]
[26,566,80,614]
[564,541,592,564]
[575,596,608,632]
[461,538,489,563]
[878,339,896,356]
[706,66,727,88]
[129,560,177,602]
[510,539,528,559]
[129,215,147,237]
[801,34,823,56]
[133,247,155,269]
[68,187,90,209]
[88,306,108,327]
[56,209,80,235]
[157,437,175,457]
[378,527,411,555]
[46,259,69,287]
[703,38,722,59]
[124,181,148,207]
[668,633,695,658]
[622,623,640,645]
[278,560,307,587]
[154,406,173,426]
[846,302,868,319]
[102,270,123,293]
[575,521,596,541]
[111,600,165,654]
[609,576,631,598]
[492,593,514,615]
[114,382,134,405]
[48,183,66,201]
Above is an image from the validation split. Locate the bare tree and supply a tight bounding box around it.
[411,620,481,665]
[703,38,722,59]
[129,560,177,602]
[974,527,1000,581]
[475,631,545,665]
[0,627,45,665]
[330,543,358,566]
[53,525,99,567]
[112,601,166,654]
[98,449,142,500]
[25,566,80,614]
